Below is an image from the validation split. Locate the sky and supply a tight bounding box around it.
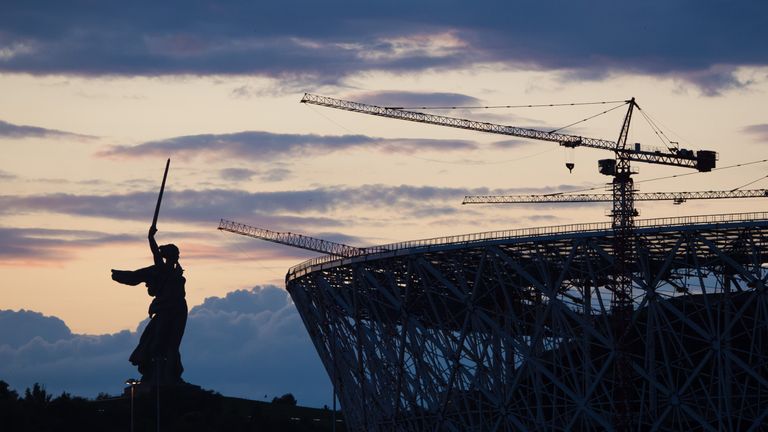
[1,0,768,406]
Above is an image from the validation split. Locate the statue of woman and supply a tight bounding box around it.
[111,226,187,385]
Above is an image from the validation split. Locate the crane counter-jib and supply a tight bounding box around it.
[300,93,717,171]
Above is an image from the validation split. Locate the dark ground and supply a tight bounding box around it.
[0,380,346,432]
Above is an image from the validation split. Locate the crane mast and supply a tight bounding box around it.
[609,99,635,312]
[610,101,636,431]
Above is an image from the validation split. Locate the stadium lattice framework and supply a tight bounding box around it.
[286,212,768,431]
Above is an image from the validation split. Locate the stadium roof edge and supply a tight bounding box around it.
[286,212,768,281]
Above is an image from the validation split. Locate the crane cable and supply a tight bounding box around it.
[547,102,628,134]
[730,173,768,191]
[389,100,629,110]
[393,98,630,136]
[636,108,678,153]
[635,107,695,151]
[406,147,557,166]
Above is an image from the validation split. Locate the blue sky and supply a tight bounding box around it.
[1,0,767,406]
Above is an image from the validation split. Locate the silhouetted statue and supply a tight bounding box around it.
[111,226,188,385]
[110,159,187,385]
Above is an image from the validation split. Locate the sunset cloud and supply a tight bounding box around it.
[743,124,768,142]
[0,1,765,94]
[99,131,476,161]
[348,91,481,108]
[0,227,134,264]
[0,184,554,225]
[0,119,95,140]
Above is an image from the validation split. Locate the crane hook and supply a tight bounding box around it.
[565,147,575,173]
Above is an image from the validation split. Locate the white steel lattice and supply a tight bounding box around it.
[286,214,768,431]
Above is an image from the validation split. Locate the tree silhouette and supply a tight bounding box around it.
[23,383,51,407]
[272,393,297,406]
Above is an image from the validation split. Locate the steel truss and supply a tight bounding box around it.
[462,189,768,204]
[286,214,768,431]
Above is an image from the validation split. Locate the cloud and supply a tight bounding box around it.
[743,124,768,142]
[673,65,756,97]
[0,119,94,140]
[0,286,332,406]
[99,131,476,161]
[492,139,532,149]
[219,167,292,183]
[0,185,474,265]
[0,1,765,94]
[0,227,134,264]
[349,90,481,108]
[0,309,137,398]
[0,178,588,266]
[0,224,329,265]
[0,310,73,348]
[261,168,291,182]
[0,184,583,227]
[182,286,331,405]
[219,168,258,181]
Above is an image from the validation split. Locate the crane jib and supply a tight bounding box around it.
[463,189,768,204]
[217,218,388,257]
[301,93,717,172]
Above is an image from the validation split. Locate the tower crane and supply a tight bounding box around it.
[218,218,385,257]
[301,94,716,170]
[301,93,720,430]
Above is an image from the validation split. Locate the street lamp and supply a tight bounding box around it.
[125,378,141,432]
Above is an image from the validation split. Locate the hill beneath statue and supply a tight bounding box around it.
[0,380,345,432]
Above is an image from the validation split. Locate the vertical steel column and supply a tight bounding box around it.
[610,99,636,431]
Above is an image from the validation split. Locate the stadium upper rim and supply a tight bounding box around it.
[286,211,768,281]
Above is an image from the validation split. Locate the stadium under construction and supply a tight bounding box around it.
[285,212,768,431]
[221,94,768,430]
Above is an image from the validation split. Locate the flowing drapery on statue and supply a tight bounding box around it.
[111,159,188,385]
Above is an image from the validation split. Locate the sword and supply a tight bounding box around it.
[151,158,170,230]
